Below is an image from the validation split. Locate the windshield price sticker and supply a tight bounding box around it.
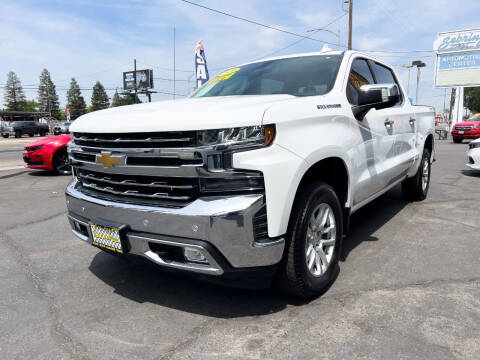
[209,67,241,83]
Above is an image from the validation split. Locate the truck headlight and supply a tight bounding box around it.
[197,125,275,149]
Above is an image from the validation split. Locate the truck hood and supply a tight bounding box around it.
[70,95,294,133]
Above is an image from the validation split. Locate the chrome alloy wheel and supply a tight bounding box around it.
[421,157,429,192]
[305,203,337,277]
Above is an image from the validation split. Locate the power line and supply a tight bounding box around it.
[56,62,131,83]
[179,0,341,48]
[179,0,434,54]
[248,12,348,62]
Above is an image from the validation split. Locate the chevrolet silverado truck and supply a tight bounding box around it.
[66,51,435,298]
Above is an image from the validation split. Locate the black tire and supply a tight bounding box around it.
[28,133,34,137]
[275,181,343,299]
[40,131,47,137]
[453,138,463,143]
[2,134,8,138]
[402,148,431,201]
[52,148,71,175]
[14,131,21,138]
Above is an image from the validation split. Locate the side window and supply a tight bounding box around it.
[347,59,375,105]
[369,61,396,84]
[369,61,402,104]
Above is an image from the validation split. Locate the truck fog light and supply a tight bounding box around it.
[183,247,208,263]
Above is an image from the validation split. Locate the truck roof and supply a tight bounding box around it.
[231,50,388,71]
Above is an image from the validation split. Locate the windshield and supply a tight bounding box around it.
[469,115,480,122]
[192,55,342,98]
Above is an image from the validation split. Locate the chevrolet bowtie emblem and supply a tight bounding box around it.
[95,152,124,167]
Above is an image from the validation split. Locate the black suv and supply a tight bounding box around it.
[1,121,49,138]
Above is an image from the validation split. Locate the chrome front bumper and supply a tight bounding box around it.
[66,179,285,276]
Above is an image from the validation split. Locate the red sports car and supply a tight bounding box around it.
[23,134,72,174]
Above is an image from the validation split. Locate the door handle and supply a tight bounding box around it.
[384,119,394,128]
[409,118,416,126]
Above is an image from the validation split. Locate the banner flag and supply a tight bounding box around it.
[195,40,209,88]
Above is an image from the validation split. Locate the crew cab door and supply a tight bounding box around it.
[367,60,416,182]
[346,58,395,205]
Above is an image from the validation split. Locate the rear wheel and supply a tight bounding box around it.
[275,181,342,299]
[40,131,47,137]
[2,134,8,138]
[402,148,431,201]
[28,133,34,137]
[14,131,21,138]
[453,138,463,143]
[52,148,71,175]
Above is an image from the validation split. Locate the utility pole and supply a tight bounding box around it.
[134,58,137,104]
[173,26,176,100]
[348,0,353,50]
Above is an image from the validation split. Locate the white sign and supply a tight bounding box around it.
[434,29,480,88]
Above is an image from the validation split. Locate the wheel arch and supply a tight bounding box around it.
[291,156,351,233]
[424,133,434,155]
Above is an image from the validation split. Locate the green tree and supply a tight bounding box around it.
[58,108,67,121]
[91,81,109,111]
[23,99,39,112]
[37,69,60,119]
[66,78,87,120]
[3,71,26,111]
[464,87,480,114]
[117,93,142,106]
[111,90,121,107]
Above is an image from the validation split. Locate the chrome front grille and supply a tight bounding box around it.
[77,169,198,204]
[69,131,265,208]
[73,131,197,148]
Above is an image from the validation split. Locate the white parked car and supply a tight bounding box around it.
[66,50,435,298]
[467,138,480,170]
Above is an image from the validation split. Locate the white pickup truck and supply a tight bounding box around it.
[66,51,435,298]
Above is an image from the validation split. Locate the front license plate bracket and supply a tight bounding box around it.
[88,219,130,254]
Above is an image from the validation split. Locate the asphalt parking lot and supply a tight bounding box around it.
[0,138,479,360]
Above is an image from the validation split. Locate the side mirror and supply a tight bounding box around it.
[353,83,400,120]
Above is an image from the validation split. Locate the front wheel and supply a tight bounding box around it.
[275,181,342,299]
[453,138,463,143]
[402,148,431,201]
[52,148,71,175]
[2,134,8,138]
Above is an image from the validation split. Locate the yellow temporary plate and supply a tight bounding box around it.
[89,222,123,254]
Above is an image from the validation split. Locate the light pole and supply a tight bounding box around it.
[306,28,341,48]
[412,60,426,105]
[402,63,413,98]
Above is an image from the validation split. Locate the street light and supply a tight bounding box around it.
[412,60,426,105]
[402,63,414,98]
[306,28,341,48]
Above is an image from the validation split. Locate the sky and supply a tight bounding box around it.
[1,0,480,114]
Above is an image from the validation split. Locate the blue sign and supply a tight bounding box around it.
[439,51,480,70]
[195,40,209,88]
